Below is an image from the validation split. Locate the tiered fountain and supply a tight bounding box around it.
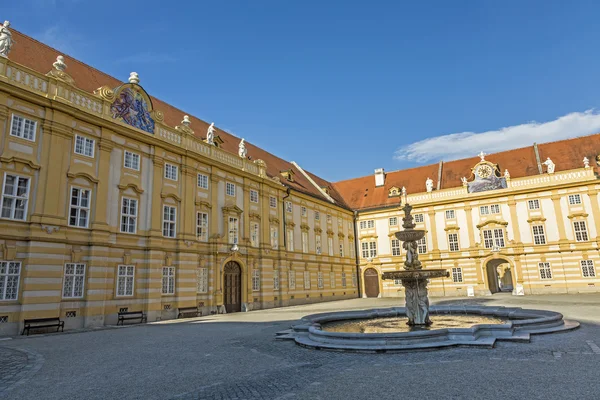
[276,204,579,352]
[381,203,448,326]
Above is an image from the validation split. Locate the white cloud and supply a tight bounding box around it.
[394,110,600,163]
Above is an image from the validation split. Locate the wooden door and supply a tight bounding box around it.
[364,268,380,298]
[224,262,241,313]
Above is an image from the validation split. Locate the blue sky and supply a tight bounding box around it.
[4,0,600,181]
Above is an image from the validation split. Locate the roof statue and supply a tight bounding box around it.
[206,123,215,145]
[128,72,140,84]
[182,115,191,127]
[461,177,468,186]
[543,157,555,174]
[425,177,433,193]
[53,55,67,71]
[0,21,14,58]
[478,151,486,161]
[583,157,590,168]
[504,169,510,179]
[238,138,247,158]
[401,186,407,196]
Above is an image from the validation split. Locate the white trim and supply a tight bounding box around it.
[1,173,31,221]
[9,114,37,142]
[290,161,335,203]
[123,150,140,171]
[73,134,95,158]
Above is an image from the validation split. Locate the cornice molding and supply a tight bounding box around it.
[67,171,99,184]
[117,183,144,194]
[160,192,182,202]
[476,219,508,229]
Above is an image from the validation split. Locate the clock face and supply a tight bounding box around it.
[477,165,493,178]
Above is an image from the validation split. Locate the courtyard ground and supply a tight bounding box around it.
[1,293,599,399]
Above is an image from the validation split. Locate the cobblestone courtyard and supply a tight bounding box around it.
[1,294,599,399]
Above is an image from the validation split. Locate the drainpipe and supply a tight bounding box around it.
[353,210,361,298]
[282,187,291,250]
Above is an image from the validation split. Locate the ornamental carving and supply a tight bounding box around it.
[464,153,507,193]
[110,86,155,133]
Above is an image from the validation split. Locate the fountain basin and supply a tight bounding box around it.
[276,306,579,352]
[382,269,449,280]
[394,229,425,242]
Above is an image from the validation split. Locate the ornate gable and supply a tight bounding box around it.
[463,152,507,193]
[110,73,155,134]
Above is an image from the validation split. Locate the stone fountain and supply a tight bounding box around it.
[381,203,449,326]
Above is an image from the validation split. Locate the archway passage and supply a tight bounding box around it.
[224,261,242,313]
[364,268,380,298]
[485,259,513,294]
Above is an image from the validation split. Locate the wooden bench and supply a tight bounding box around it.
[117,310,147,326]
[177,307,201,319]
[22,317,64,336]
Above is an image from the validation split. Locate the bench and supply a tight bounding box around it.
[117,310,147,326]
[177,307,202,319]
[22,317,64,336]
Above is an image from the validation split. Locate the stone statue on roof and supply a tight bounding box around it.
[583,157,590,168]
[238,138,247,158]
[206,122,215,145]
[401,186,407,196]
[461,177,468,186]
[543,157,555,174]
[0,21,14,58]
[504,169,510,179]
[426,177,433,193]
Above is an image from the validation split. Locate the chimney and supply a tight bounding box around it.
[374,168,385,187]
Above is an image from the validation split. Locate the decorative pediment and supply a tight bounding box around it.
[567,212,589,219]
[388,186,401,197]
[476,219,508,229]
[118,182,144,194]
[269,216,280,224]
[463,152,507,193]
[160,192,181,202]
[338,232,345,239]
[286,220,296,227]
[195,200,212,209]
[314,227,323,234]
[443,226,461,232]
[0,155,41,170]
[249,212,261,221]
[110,76,155,134]
[280,169,295,182]
[67,171,99,184]
[326,229,335,237]
[222,204,244,215]
[526,216,546,223]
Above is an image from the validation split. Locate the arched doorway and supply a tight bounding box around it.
[485,258,514,294]
[364,268,380,298]
[224,261,241,313]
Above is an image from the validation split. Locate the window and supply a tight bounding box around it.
[1,174,30,220]
[162,206,177,238]
[197,268,208,293]
[317,271,324,289]
[62,263,85,298]
[273,271,280,290]
[568,194,582,205]
[573,221,589,242]
[288,271,296,289]
[352,273,357,287]
[417,236,427,254]
[301,206,307,217]
[330,271,336,288]
[302,231,308,253]
[451,267,463,283]
[448,233,460,252]
[327,237,333,256]
[391,239,401,256]
[327,214,332,223]
[389,217,398,226]
[359,220,375,229]
[269,196,277,208]
[69,187,91,228]
[304,271,311,289]
[490,204,500,214]
[528,199,540,210]
[539,262,552,280]
[445,210,455,219]
[271,226,279,249]
[117,265,135,296]
[341,272,347,288]
[315,211,320,221]
[285,201,292,213]
[0,261,21,301]
[414,214,424,223]
[124,151,140,171]
[161,267,175,295]
[228,217,239,244]
[483,228,505,249]
[480,206,489,215]
[197,173,209,189]
[74,135,95,158]
[250,222,259,247]
[287,229,294,251]
[339,243,344,257]
[338,219,343,228]
[250,189,259,203]
[120,197,137,234]
[252,269,260,291]
[10,114,36,141]
[316,235,322,255]
[361,241,377,258]
[349,241,355,258]
[581,260,596,278]
[164,163,178,181]
[196,212,208,242]
[532,225,546,245]
[226,182,236,196]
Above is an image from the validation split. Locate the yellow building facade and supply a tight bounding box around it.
[0,44,358,335]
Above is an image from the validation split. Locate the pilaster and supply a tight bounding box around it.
[150,155,165,235]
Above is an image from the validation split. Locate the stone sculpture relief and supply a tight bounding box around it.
[238,138,247,158]
[543,157,555,174]
[425,177,433,193]
[583,157,590,168]
[206,123,215,145]
[0,21,14,58]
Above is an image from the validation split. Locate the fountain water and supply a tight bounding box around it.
[381,203,449,326]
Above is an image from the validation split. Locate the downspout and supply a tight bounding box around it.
[353,210,361,298]
[282,187,291,250]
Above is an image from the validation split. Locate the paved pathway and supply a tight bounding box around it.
[1,294,599,399]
